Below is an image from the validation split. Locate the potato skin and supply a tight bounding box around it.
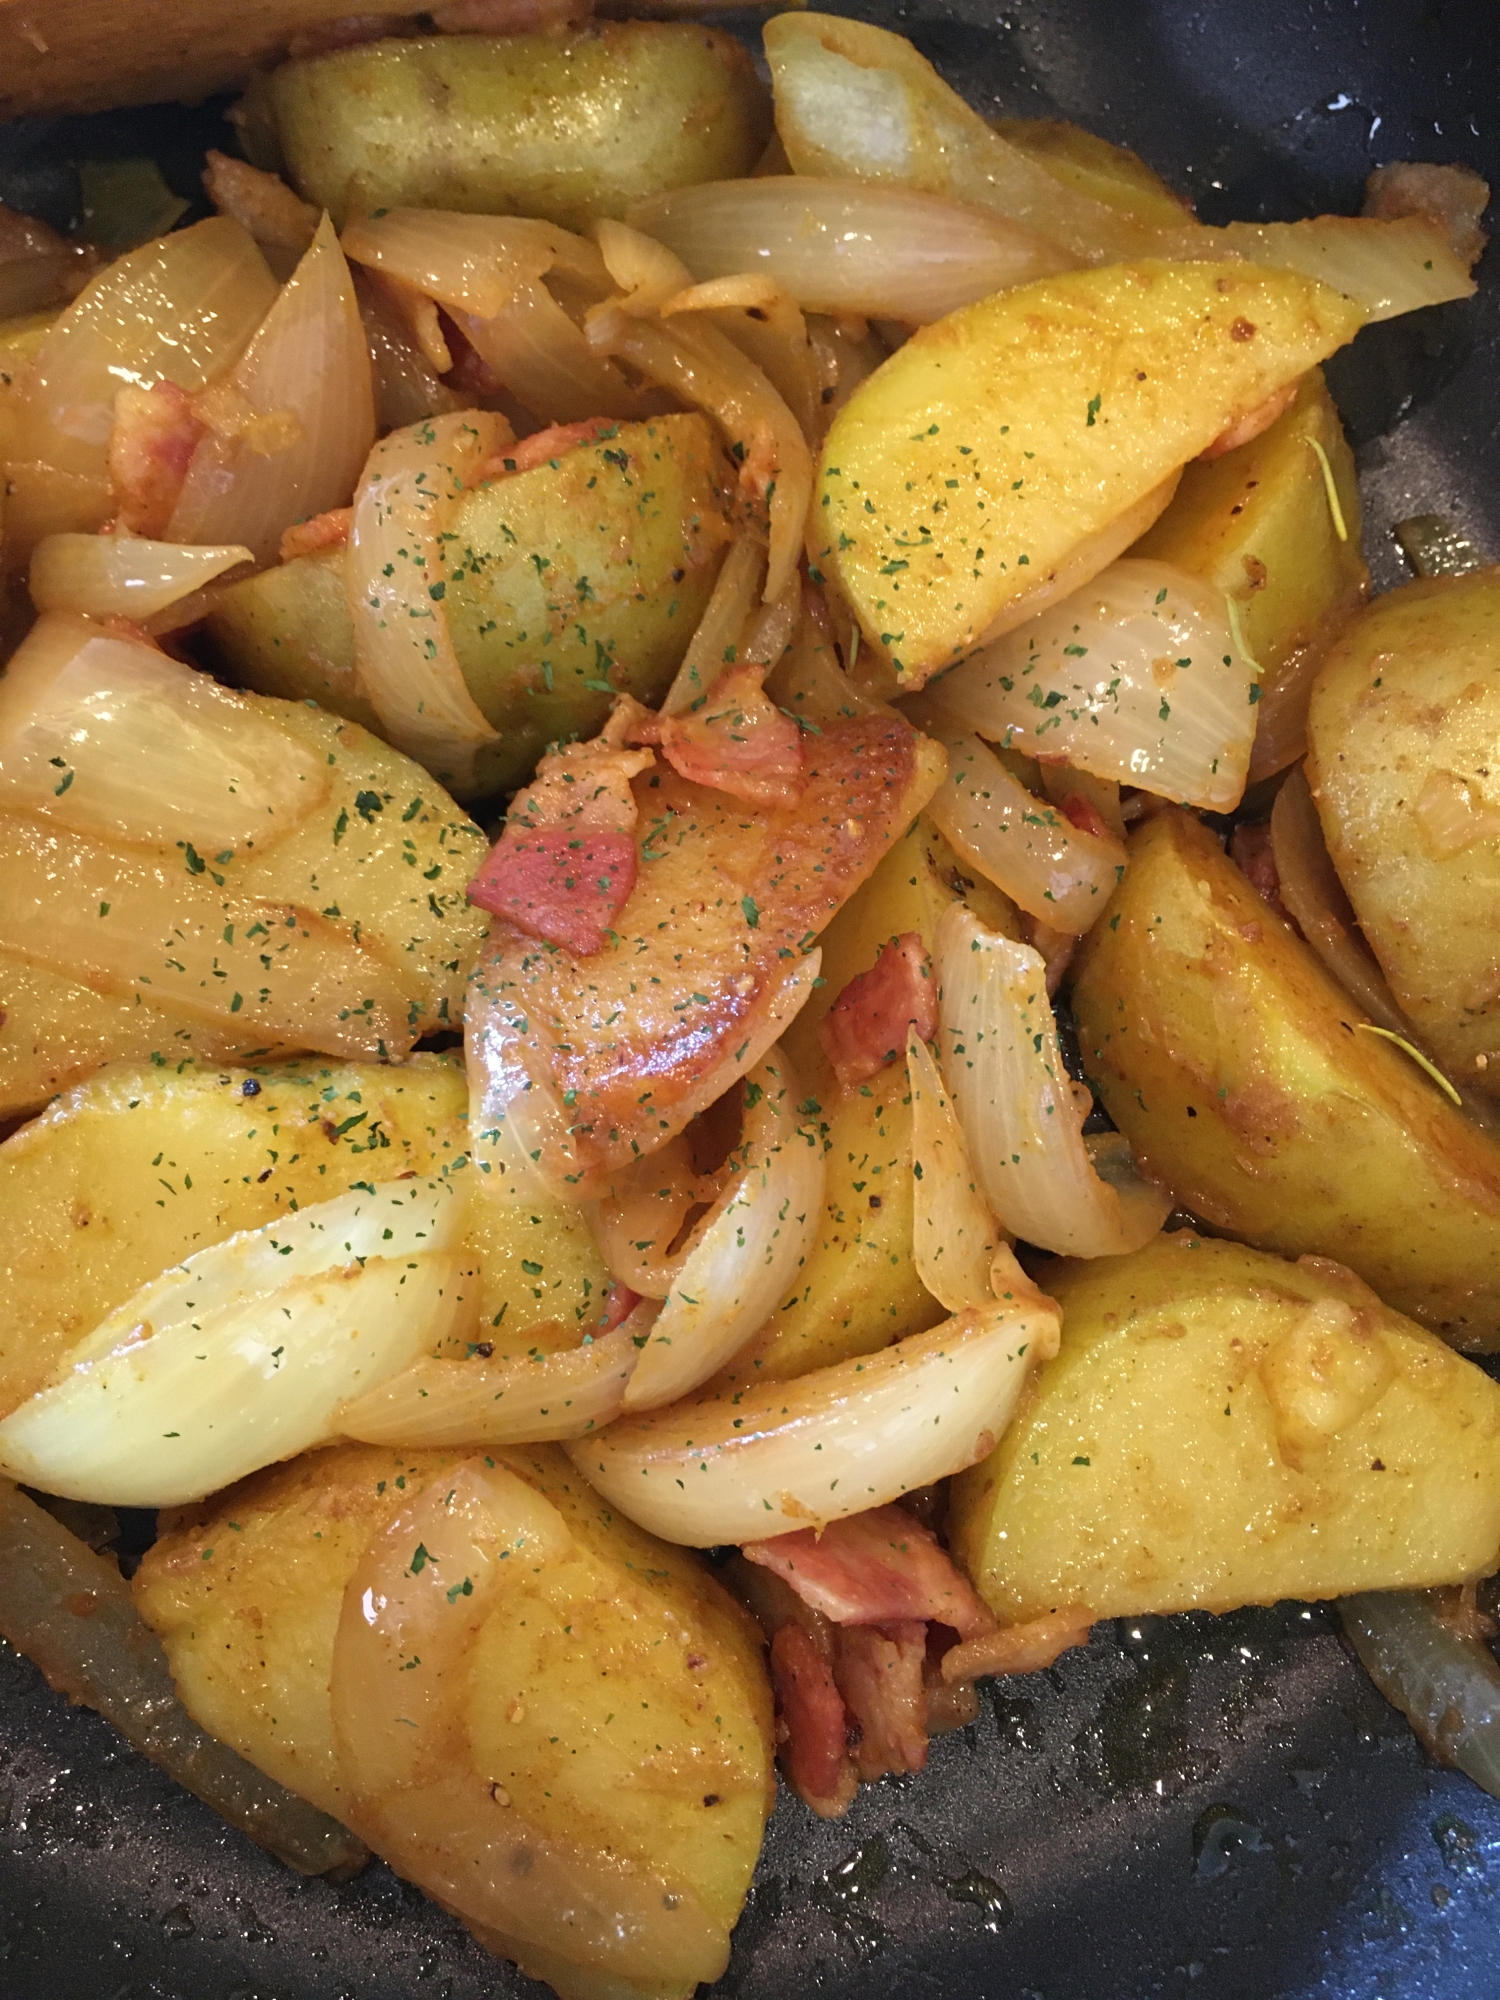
[135,1441,774,1992]
[814,260,1367,689]
[1071,807,1500,1348]
[204,416,732,795]
[1132,368,1368,779]
[0,1055,466,1417]
[949,1235,1500,1623]
[1306,569,1500,1090]
[265,25,772,232]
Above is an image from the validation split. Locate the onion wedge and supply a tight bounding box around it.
[906,1027,1004,1313]
[168,216,375,563]
[622,1049,826,1411]
[568,1290,1059,1547]
[919,559,1259,813]
[0,1177,478,1506]
[29,534,252,622]
[1341,1590,1500,1799]
[923,730,1126,933]
[347,409,509,798]
[329,1457,730,1984]
[936,905,1170,1256]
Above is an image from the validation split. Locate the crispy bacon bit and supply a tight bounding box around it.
[819,933,936,1088]
[768,1623,856,1817]
[475,417,621,486]
[940,1607,1094,1684]
[107,382,206,537]
[279,507,353,562]
[1364,161,1491,271]
[833,1620,930,1781]
[1199,380,1300,462]
[1229,820,1285,917]
[203,151,318,265]
[443,316,508,403]
[744,1504,994,1638]
[631,665,807,807]
[467,716,654,956]
[1060,792,1114,843]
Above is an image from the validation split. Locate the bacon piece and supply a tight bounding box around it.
[107,382,206,537]
[477,417,622,484]
[1229,820,1285,918]
[1199,380,1299,461]
[467,720,654,957]
[632,665,806,807]
[431,0,592,30]
[203,151,318,266]
[743,1503,994,1639]
[1364,161,1490,271]
[940,1607,1094,1683]
[279,506,353,562]
[833,1620,929,1781]
[1060,793,1114,843]
[819,933,936,1088]
[768,1623,856,1817]
[597,1280,641,1334]
[468,710,946,1188]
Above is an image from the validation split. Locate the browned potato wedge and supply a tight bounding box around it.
[990,118,1192,228]
[1070,807,1500,1349]
[949,1235,1500,1623]
[0,1055,465,1416]
[1306,568,1500,1092]
[1132,368,1368,779]
[261,25,772,232]
[136,1440,774,2000]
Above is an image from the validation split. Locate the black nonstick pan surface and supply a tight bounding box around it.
[2,2,1499,1995]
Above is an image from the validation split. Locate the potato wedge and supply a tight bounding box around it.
[262,25,771,232]
[813,260,1367,690]
[720,816,1021,1382]
[1306,569,1500,1091]
[990,119,1192,229]
[1132,368,1368,779]
[0,1054,466,1417]
[949,1235,1500,1623]
[135,1441,774,2000]
[1070,807,1500,1348]
[204,415,733,795]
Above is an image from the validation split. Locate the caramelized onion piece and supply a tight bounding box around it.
[329,1458,730,1984]
[0,1479,367,1877]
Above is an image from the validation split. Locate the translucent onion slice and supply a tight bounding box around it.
[1220,216,1474,322]
[919,559,1258,812]
[622,1049,826,1411]
[570,1292,1058,1546]
[936,904,1171,1255]
[343,209,609,320]
[1269,763,1409,1035]
[1341,1591,1500,1798]
[661,537,766,716]
[0,613,328,852]
[0,1177,476,1507]
[452,276,646,426]
[923,730,1126,933]
[354,269,464,432]
[6,216,277,544]
[0,810,410,1055]
[336,1316,645,1447]
[347,409,508,798]
[0,1479,369,1876]
[629,177,1073,322]
[596,216,695,317]
[587,302,812,603]
[906,1027,1003,1312]
[29,533,252,621]
[329,1458,730,1983]
[168,216,376,564]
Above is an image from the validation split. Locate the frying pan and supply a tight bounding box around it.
[1,1,1498,1993]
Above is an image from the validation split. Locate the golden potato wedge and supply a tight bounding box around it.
[1132,368,1368,779]
[1306,569,1500,1091]
[135,1440,774,2000]
[719,817,1021,1381]
[1071,807,1500,1348]
[949,1235,1500,1623]
[0,1054,467,1416]
[205,415,733,795]
[990,119,1192,229]
[262,25,772,232]
[813,260,1367,690]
